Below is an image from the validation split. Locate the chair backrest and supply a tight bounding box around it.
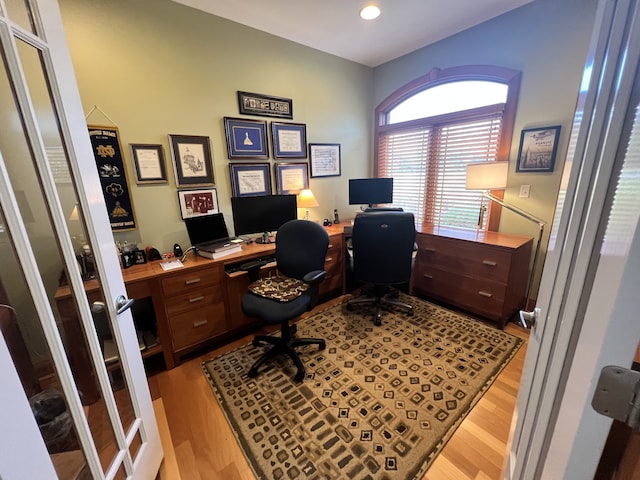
[275,220,329,280]
[351,211,416,285]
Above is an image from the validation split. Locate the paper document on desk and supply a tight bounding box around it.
[160,259,183,271]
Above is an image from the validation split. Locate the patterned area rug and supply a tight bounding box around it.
[202,295,522,480]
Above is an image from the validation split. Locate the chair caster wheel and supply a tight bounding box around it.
[374,316,382,326]
[319,341,326,350]
[252,338,260,347]
[407,309,414,317]
[293,371,305,382]
[247,368,258,378]
[346,303,354,311]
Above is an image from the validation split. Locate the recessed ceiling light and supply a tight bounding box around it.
[360,5,381,20]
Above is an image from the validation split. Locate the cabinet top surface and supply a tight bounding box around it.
[418,223,533,249]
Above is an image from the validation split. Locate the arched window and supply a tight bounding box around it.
[374,66,521,228]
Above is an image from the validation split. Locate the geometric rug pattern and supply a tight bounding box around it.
[202,295,522,480]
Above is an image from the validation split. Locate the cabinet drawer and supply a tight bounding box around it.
[169,302,227,350]
[414,266,507,319]
[165,287,225,317]
[416,235,512,282]
[161,266,222,297]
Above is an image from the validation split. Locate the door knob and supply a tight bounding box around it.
[115,295,135,314]
[518,307,540,328]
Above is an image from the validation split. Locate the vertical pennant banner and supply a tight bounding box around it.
[88,125,137,231]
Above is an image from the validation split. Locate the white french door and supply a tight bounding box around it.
[506,0,640,477]
[0,1,161,478]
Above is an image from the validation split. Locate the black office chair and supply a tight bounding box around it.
[346,211,416,325]
[241,219,329,382]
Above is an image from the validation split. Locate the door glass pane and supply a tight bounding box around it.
[0,38,138,474]
[5,0,36,34]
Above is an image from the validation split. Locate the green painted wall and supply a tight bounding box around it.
[59,0,372,253]
[372,0,599,299]
[60,0,599,300]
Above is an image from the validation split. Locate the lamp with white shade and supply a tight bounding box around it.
[465,161,545,313]
[297,189,319,221]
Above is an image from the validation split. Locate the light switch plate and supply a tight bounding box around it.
[519,185,531,198]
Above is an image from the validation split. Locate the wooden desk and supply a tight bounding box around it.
[54,223,347,402]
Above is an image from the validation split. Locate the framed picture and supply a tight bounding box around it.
[229,163,272,197]
[224,117,269,159]
[177,188,219,219]
[130,144,167,184]
[309,143,341,178]
[168,134,215,188]
[274,162,309,194]
[516,125,561,172]
[237,91,293,119]
[271,122,307,159]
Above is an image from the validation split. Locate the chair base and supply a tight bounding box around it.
[347,286,413,326]
[247,322,325,382]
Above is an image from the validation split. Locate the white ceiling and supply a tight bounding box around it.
[173,0,533,67]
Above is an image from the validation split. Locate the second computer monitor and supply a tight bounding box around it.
[231,194,297,239]
[348,177,393,208]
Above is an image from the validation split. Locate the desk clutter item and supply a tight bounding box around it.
[202,295,523,480]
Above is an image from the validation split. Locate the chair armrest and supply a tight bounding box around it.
[240,259,269,282]
[303,270,326,285]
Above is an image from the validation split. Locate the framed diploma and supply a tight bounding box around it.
[130,144,168,184]
[229,163,272,197]
[275,162,309,194]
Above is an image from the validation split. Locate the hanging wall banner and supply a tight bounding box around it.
[88,125,137,231]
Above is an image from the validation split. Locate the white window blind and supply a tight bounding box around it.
[377,112,503,227]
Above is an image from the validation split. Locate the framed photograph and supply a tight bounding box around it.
[237,91,293,119]
[168,134,215,188]
[177,188,219,219]
[130,144,167,184]
[309,143,341,178]
[274,162,309,194]
[229,163,272,197]
[516,125,561,172]
[271,122,307,159]
[224,117,269,159]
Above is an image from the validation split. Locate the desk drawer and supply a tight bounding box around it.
[169,302,227,350]
[416,235,512,282]
[161,266,222,297]
[414,266,507,319]
[165,287,224,317]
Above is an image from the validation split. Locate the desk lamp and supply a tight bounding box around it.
[297,189,319,221]
[465,161,546,311]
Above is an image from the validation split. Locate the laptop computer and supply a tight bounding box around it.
[184,213,231,252]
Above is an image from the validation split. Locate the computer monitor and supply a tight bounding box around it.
[231,194,297,243]
[348,177,394,207]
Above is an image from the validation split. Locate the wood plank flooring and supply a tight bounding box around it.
[148,296,529,480]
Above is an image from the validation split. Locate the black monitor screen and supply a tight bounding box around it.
[348,178,393,207]
[231,194,297,237]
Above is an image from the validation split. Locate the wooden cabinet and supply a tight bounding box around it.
[412,225,532,328]
[320,232,344,299]
[160,264,227,358]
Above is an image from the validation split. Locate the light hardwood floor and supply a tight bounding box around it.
[149,296,529,480]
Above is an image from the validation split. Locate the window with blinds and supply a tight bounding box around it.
[374,66,520,229]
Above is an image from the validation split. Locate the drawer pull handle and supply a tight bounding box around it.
[423,273,433,279]
[189,296,205,303]
[478,291,493,298]
[325,257,333,262]
[424,248,436,253]
[482,260,497,267]
[185,278,201,285]
[193,320,208,328]
[328,244,333,248]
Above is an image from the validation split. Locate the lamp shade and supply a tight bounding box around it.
[465,162,508,190]
[297,189,319,208]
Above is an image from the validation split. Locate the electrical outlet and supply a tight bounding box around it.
[519,184,531,198]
